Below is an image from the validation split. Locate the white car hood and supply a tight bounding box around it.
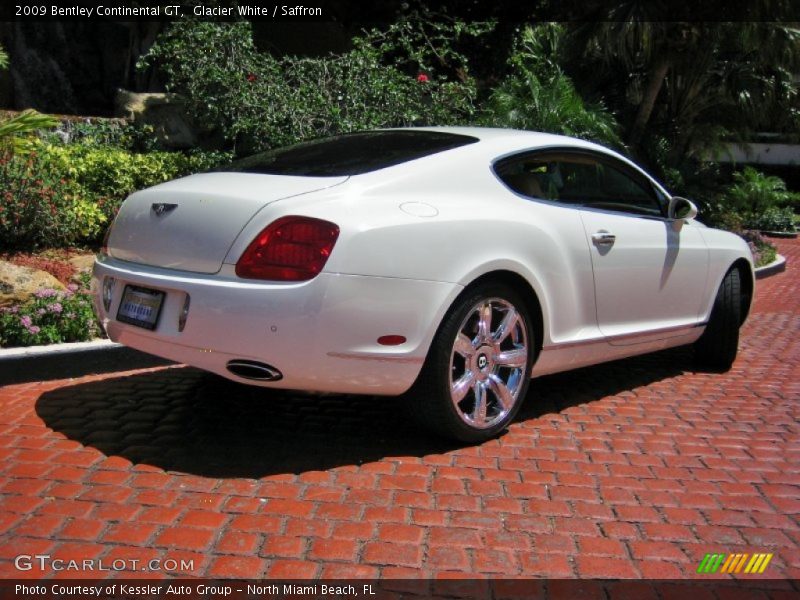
[108,172,347,274]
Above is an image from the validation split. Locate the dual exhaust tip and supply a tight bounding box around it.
[226,359,283,381]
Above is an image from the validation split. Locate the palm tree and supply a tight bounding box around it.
[566,2,800,168]
[484,24,622,147]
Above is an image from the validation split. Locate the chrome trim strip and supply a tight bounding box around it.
[542,322,707,351]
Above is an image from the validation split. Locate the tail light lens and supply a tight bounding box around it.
[235,216,340,281]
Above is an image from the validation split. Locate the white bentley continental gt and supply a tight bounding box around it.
[93,128,754,441]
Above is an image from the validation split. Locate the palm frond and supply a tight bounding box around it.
[0,110,59,153]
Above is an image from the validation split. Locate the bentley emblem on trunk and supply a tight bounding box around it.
[151,203,178,216]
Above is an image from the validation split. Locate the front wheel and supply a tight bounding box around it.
[411,283,534,442]
[694,267,742,371]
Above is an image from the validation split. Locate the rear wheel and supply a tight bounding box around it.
[694,267,742,371]
[411,283,534,442]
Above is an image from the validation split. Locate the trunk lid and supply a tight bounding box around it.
[108,172,347,274]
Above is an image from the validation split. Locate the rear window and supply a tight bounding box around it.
[221,130,479,177]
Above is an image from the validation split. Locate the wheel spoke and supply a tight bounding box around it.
[494,347,528,368]
[477,303,492,342]
[493,308,520,344]
[472,381,487,425]
[454,333,474,358]
[451,371,474,404]
[488,374,515,412]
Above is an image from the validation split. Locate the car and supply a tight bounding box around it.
[93,127,754,442]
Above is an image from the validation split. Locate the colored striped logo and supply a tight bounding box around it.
[697,552,773,574]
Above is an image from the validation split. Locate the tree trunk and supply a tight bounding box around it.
[628,57,671,149]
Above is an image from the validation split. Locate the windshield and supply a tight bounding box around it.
[221,130,479,177]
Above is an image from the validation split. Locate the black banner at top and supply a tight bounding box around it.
[3,0,800,23]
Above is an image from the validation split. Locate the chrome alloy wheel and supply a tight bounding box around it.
[449,298,529,429]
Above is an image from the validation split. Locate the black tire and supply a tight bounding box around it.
[410,283,535,443]
[694,267,742,371]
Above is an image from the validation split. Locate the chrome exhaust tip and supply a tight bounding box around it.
[226,360,283,381]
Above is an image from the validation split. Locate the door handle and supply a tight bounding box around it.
[591,230,616,246]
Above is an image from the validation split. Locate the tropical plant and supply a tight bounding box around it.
[0,110,59,153]
[566,6,800,170]
[483,24,621,147]
[139,20,477,153]
[725,167,791,216]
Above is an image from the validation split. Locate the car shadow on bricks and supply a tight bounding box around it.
[34,366,459,477]
[33,346,693,478]
[518,345,692,420]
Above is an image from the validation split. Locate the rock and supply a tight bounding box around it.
[114,88,197,149]
[0,261,65,307]
[68,253,97,274]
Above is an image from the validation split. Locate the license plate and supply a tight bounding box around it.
[117,285,165,330]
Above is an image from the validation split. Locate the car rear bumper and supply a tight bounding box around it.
[92,256,461,395]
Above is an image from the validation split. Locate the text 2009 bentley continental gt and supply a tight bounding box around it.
[93,127,754,441]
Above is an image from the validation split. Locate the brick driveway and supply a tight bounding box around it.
[0,239,797,581]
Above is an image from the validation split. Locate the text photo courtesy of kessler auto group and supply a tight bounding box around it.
[0,2,799,600]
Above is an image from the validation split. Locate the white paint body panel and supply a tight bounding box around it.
[109,173,347,273]
[93,127,754,395]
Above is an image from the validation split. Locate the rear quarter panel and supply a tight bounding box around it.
[225,149,600,350]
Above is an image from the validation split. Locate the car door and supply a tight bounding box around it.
[555,152,709,343]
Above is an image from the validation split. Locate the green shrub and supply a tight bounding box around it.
[0,142,229,250]
[725,167,790,216]
[140,21,477,153]
[45,120,162,152]
[746,205,796,232]
[33,141,229,225]
[0,150,85,250]
[0,275,100,347]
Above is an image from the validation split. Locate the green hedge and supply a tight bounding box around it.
[0,142,228,250]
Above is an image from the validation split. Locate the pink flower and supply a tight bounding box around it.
[417,73,429,83]
[20,315,32,327]
[28,326,40,334]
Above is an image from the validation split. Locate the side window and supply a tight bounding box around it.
[495,156,562,201]
[494,150,663,217]
[598,164,663,216]
[557,155,663,217]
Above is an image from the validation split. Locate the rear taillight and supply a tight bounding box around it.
[235,216,340,281]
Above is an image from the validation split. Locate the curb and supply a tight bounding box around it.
[761,231,797,239]
[0,338,118,360]
[0,339,174,386]
[755,254,786,280]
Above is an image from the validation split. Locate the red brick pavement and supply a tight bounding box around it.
[0,239,798,580]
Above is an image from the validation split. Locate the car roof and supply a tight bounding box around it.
[368,126,670,197]
[396,126,613,155]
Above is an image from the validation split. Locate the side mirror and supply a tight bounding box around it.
[668,196,698,220]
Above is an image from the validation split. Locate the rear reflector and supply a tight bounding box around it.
[377,335,407,346]
[236,216,339,281]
